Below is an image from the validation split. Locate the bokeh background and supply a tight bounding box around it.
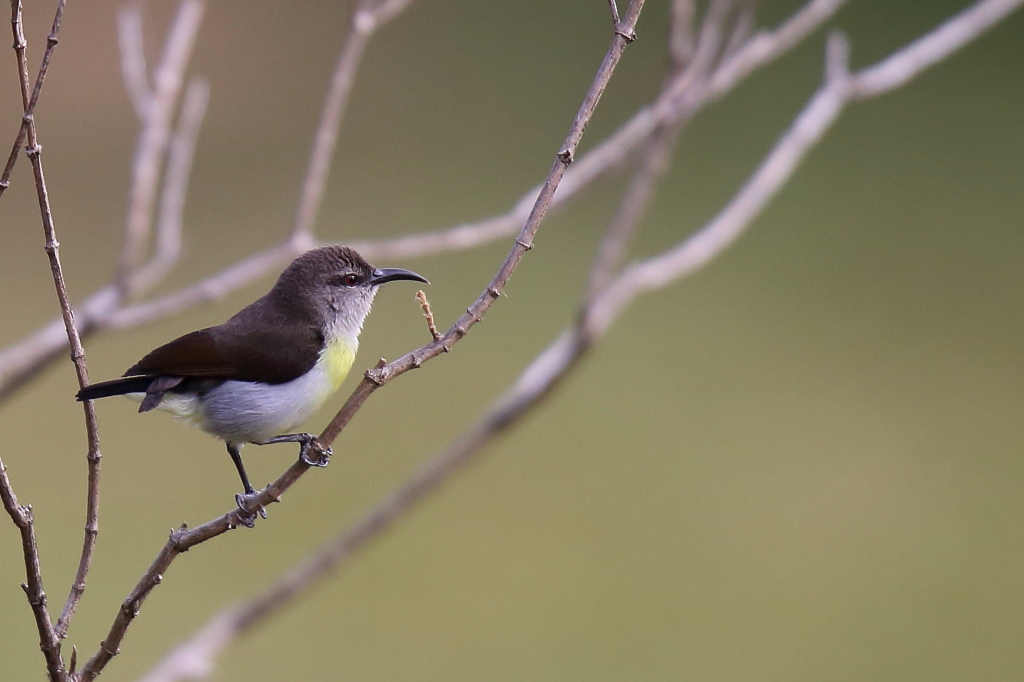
[2,1,1023,680]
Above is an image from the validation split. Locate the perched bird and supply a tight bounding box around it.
[77,245,427,522]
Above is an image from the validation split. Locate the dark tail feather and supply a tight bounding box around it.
[76,376,155,402]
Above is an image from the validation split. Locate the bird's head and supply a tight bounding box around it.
[271,245,428,340]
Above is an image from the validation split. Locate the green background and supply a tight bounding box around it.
[2,1,1023,680]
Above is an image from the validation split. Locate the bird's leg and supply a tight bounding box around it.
[255,433,332,468]
[226,442,267,527]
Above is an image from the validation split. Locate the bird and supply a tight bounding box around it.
[76,245,427,523]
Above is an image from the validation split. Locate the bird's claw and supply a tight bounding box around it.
[299,437,332,468]
[234,492,268,527]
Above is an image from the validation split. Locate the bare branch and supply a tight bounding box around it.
[0,0,65,199]
[850,0,1023,98]
[292,0,421,244]
[117,0,204,291]
[591,0,1024,336]
[130,77,211,294]
[669,0,697,70]
[117,5,151,120]
[0,458,64,681]
[6,0,101,657]
[607,0,621,27]
[723,0,757,61]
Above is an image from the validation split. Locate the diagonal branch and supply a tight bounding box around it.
[0,0,65,199]
[128,77,211,295]
[116,0,204,291]
[1,458,64,681]
[6,0,99,668]
[116,6,151,121]
[291,0,420,245]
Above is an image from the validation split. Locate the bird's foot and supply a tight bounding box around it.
[256,433,331,467]
[299,437,332,468]
[234,491,268,528]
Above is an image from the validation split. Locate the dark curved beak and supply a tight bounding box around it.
[369,267,429,286]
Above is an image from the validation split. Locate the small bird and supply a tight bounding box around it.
[77,245,427,522]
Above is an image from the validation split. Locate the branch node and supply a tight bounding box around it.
[514,237,534,251]
[25,143,41,158]
[365,360,388,386]
[615,27,637,43]
[557,148,574,164]
[169,524,190,549]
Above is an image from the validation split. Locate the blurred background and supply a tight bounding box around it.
[1,1,1023,680]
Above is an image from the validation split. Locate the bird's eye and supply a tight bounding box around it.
[330,273,359,287]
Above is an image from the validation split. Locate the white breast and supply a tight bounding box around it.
[195,365,337,445]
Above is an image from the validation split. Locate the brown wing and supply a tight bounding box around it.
[125,324,321,385]
[127,329,234,378]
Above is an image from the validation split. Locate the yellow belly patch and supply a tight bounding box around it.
[317,336,357,394]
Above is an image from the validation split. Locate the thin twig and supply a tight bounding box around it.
[117,5,151,120]
[130,77,211,294]
[0,0,65,199]
[117,0,204,292]
[723,0,757,61]
[0,459,64,681]
[607,0,620,27]
[291,0,420,245]
[7,0,99,661]
[78,5,647,680]
[669,0,697,70]
[137,2,1024,678]
[416,290,440,341]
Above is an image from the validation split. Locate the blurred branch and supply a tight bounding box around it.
[5,0,101,672]
[669,0,697,70]
[136,1,1024,679]
[129,77,210,294]
[0,458,64,681]
[291,0,420,245]
[79,4,648,680]
[0,0,65,199]
[116,6,151,120]
[116,0,204,291]
[0,0,849,403]
[607,0,620,27]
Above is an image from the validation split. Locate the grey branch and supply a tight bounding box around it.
[117,0,204,290]
[6,0,86,677]
[136,1,1024,679]
[0,0,64,198]
[116,6,151,120]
